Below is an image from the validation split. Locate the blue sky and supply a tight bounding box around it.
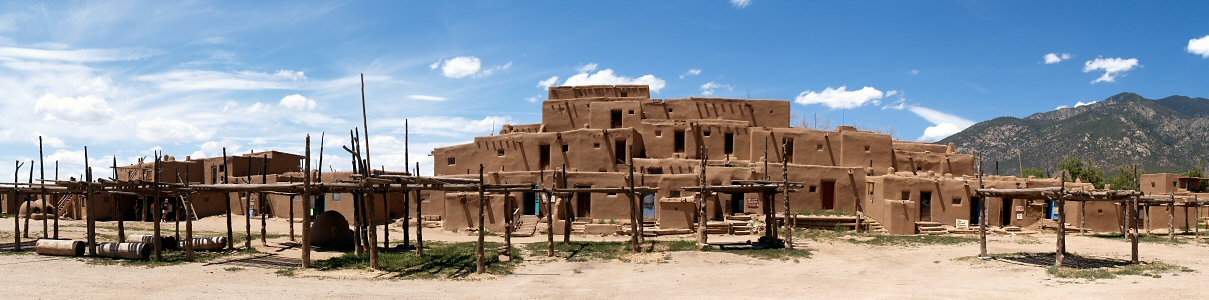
[1,1,1208,178]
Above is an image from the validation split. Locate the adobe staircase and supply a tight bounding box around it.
[512,215,539,237]
[915,221,948,235]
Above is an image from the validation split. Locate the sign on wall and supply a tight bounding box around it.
[747,197,760,208]
[955,219,969,229]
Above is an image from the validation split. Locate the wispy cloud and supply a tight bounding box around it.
[680,68,701,79]
[138,69,307,91]
[408,94,446,101]
[562,68,667,93]
[537,76,559,89]
[1083,57,1140,84]
[908,106,975,142]
[700,82,731,96]
[731,0,751,8]
[0,46,159,62]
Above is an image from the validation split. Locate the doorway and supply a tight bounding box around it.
[820,181,835,210]
[729,192,744,215]
[523,192,538,216]
[610,110,622,128]
[642,192,656,220]
[539,145,550,169]
[1000,198,1013,226]
[919,191,933,222]
[969,197,981,224]
[576,188,592,219]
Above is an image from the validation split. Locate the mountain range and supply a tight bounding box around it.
[938,92,1209,176]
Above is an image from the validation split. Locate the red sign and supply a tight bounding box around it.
[747,197,760,208]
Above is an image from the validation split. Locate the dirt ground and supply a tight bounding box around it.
[2,216,1208,299]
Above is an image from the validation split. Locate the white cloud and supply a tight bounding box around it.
[577,63,598,73]
[407,95,446,101]
[909,70,919,75]
[1044,53,1073,64]
[222,100,239,112]
[34,93,116,124]
[279,94,316,110]
[0,47,157,62]
[429,60,441,70]
[138,69,307,91]
[525,95,542,103]
[1055,105,1068,110]
[563,69,667,93]
[1075,101,1096,108]
[1188,35,1209,58]
[537,76,559,89]
[440,56,481,78]
[194,139,243,158]
[700,82,732,96]
[907,106,975,142]
[135,117,214,143]
[246,102,271,113]
[731,0,751,8]
[680,69,702,79]
[794,86,885,109]
[1083,57,1140,84]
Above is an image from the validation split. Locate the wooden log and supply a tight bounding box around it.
[181,237,225,251]
[783,139,792,247]
[261,155,268,246]
[1055,182,1065,268]
[367,186,379,270]
[978,153,988,259]
[562,165,571,245]
[35,239,84,256]
[504,193,513,257]
[10,189,19,251]
[403,122,410,249]
[85,149,95,255]
[114,158,123,244]
[301,135,312,268]
[1169,198,1176,241]
[153,154,162,261]
[97,242,151,260]
[24,160,31,238]
[697,145,708,250]
[382,189,389,249]
[39,138,47,239]
[476,164,485,274]
[186,194,194,261]
[627,143,639,253]
[1131,196,1139,264]
[128,234,178,250]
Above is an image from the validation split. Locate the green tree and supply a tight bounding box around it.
[1058,157,1105,189]
[1021,167,1047,178]
[1183,159,1205,178]
[1106,164,1143,190]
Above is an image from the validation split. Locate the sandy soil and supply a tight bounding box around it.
[2,216,1208,299]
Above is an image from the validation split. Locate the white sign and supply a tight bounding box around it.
[1016,213,1024,220]
[955,219,969,229]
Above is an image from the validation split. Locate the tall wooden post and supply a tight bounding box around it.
[24,160,31,238]
[978,152,988,258]
[113,157,124,243]
[403,120,410,249]
[301,135,313,268]
[1131,196,1139,264]
[223,148,233,250]
[383,188,390,249]
[1055,179,1066,268]
[11,162,19,250]
[697,146,708,250]
[39,137,47,239]
[782,139,792,247]
[541,170,553,257]
[245,157,252,249]
[85,147,96,255]
[504,192,513,257]
[153,153,163,261]
[414,163,424,257]
[261,155,268,246]
[367,185,379,270]
[476,164,486,274]
[627,143,640,253]
[185,168,195,262]
[174,169,180,241]
[561,165,571,244]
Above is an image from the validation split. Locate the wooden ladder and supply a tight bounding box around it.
[181,195,199,221]
[55,194,73,218]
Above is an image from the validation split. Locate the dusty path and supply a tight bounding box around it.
[1,217,1207,299]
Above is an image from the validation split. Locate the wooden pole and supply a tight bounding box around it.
[697,145,708,250]
[782,139,792,247]
[403,120,410,249]
[261,155,268,246]
[350,130,364,256]
[153,152,162,261]
[223,148,233,250]
[382,188,390,249]
[185,169,194,262]
[84,147,96,255]
[542,169,553,256]
[301,135,312,268]
[24,160,30,238]
[244,156,252,249]
[627,143,640,253]
[978,152,988,258]
[113,157,123,243]
[1169,192,1176,241]
[39,137,47,239]
[476,164,486,274]
[504,192,513,257]
[1131,196,1139,264]
[1080,201,1086,236]
[414,163,424,257]
[174,169,180,241]
[53,159,58,239]
[367,183,379,270]
[1055,173,1066,268]
[11,161,20,251]
[1195,195,1200,240]
[561,164,571,244]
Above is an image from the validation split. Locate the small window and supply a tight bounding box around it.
[332,193,342,202]
[607,193,616,196]
[703,131,711,137]
[562,145,569,152]
[817,144,823,151]
[670,191,682,197]
[628,110,635,114]
[448,158,456,165]
[594,143,601,148]
[647,167,663,174]
[864,145,870,152]
[498,149,505,157]
[668,108,674,113]
[421,195,431,202]
[901,191,910,200]
[1151,182,1156,187]
[655,130,662,137]
[1174,182,1178,187]
[809,186,817,192]
[953,198,962,205]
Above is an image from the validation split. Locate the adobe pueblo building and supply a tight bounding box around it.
[427,85,1098,235]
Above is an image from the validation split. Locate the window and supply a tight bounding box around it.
[615,141,626,164]
[610,110,623,128]
[292,196,300,201]
[670,191,682,197]
[448,158,456,165]
[1152,182,1156,187]
[539,145,551,169]
[332,193,342,202]
[674,131,686,153]
[497,149,505,157]
[809,186,817,192]
[864,145,870,152]
[817,144,823,151]
[668,108,674,113]
[724,133,735,155]
[953,198,962,205]
[655,130,662,137]
[421,194,431,202]
[647,167,663,174]
[901,191,910,200]
[562,145,569,152]
[703,131,711,137]
[594,143,601,148]
[628,110,635,115]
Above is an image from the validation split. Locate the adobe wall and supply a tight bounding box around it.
[1141,173,1181,195]
[549,85,650,100]
[433,128,643,175]
[760,164,866,214]
[443,192,508,232]
[663,98,790,129]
